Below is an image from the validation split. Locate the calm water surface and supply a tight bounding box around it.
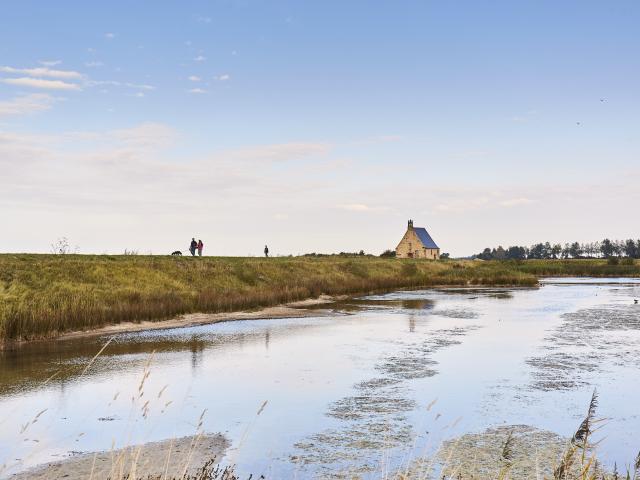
[1,278,640,478]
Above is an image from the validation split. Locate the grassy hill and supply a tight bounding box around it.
[1,255,637,342]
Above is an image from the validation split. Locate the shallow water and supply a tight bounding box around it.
[1,278,640,478]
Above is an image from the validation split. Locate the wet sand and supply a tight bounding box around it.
[9,434,229,480]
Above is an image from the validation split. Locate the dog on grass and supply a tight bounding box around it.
[171,251,182,256]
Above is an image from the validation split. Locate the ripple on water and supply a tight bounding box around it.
[291,325,481,477]
[526,304,640,392]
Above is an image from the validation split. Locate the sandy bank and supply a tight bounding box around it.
[9,433,229,480]
[54,294,342,342]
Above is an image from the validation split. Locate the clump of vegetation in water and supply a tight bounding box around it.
[397,391,640,480]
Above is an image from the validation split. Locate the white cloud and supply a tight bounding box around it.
[188,75,201,82]
[215,74,230,81]
[0,93,58,116]
[196,16,212,23]
[351,134,403,146]
[430,192,534,213]
[105,32,116,39]
[1,77,81,91]
[339,204,371,212]
[134,92,145,98]
[38,60,61,67]
[449,150,490,160]
[433,196,490,213]
[188,88,207,94]
[511,109,537,123]
[110,122,177,149]
[194,55,206,62]
[84,61,104,68]
[87,80,155,90]
[0,65,83,79]
[499,197,534,207]
[223,142,330,162]
[337,204,389,212]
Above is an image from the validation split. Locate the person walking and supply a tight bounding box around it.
[197,239,204,256]
[189,238,197,256]
[264,245,269,257]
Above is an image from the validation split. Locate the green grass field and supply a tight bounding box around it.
[1,255,638,342]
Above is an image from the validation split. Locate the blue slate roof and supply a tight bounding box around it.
[414,227,439,249]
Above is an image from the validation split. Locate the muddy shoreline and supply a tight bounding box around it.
[3,285,541,349]
[2,295,346,350]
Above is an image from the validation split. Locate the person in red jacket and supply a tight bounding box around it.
[197,239,204,256]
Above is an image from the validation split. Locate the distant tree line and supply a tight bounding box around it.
[475,239,640,260]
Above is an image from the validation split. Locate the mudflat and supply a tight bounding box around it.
[10,434,229,480]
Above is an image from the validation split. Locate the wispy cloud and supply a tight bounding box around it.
[498,197,534,207]
[110,122,177,148]
[222,142,330,162]
[214,74,230,81]
[194,55,206,62]
[105,32,116,39]
[351,134,403,146]
[431,192,534,213]
[0,93,58,116]
[0,65,83,79]
[196,15,212,23]
[188,88,207,94]
[188,75,201,82]
[1,77,81,91]
[38,60,61,67]
[434,196,490,213]
[511,109,537,123]
[337,204,390,212]
[87,80,155,90]
[338,204,371,212]
[84,61,104,68]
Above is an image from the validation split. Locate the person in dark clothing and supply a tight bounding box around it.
[264,245,269,257]
[189,238,197,256]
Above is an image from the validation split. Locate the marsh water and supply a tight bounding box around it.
[1,278,640,478]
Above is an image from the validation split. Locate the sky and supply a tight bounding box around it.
[1,1,639,257]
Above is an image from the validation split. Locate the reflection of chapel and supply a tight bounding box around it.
[395,220,440,259]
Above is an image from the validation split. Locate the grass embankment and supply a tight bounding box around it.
[0,255,537,341]
[0,256,638,342]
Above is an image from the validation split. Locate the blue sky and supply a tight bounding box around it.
[1,1,639,256]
